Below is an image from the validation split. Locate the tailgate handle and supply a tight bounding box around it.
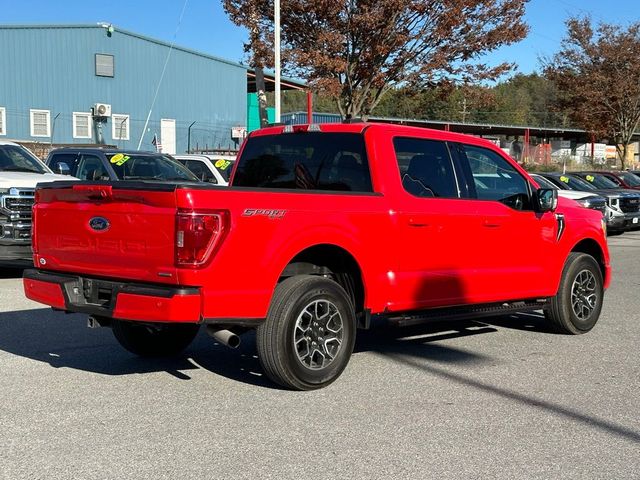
[72,185,113,200]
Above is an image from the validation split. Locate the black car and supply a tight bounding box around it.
[46,148,200,183]
[537,172,640,233]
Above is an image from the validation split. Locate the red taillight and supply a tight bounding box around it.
[175,209,228,268]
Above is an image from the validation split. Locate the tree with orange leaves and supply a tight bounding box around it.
[224,0,529,119]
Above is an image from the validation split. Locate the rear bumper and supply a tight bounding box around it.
[23,269,201,323]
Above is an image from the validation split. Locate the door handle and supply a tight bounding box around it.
[408,218,429,227]
[483,219,502,228]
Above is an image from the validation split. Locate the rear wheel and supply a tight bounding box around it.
[545,252,604,334]
[111,319,200,357]
[256,275,356,390]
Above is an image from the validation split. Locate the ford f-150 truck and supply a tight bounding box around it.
[23,123,610,390]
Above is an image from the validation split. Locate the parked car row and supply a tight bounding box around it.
[47,149,236,186]
[532,171,640,234]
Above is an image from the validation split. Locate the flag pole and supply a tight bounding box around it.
[274,0,281,123]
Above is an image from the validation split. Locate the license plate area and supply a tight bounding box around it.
[61,277,119,312]
[82,278,115,307]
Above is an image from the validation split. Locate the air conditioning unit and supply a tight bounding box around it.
[93,103,112,117]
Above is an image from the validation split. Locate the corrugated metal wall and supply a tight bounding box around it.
[0,25,247,152]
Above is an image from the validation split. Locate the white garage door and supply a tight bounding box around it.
[160,119,176,155]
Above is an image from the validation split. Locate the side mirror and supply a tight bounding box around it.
[536,188,558,213]
[56,162,71,175]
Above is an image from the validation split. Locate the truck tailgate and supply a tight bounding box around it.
[33,182,179,284]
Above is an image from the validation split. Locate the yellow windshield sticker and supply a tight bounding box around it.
[110,153,130,166]
[560,176,569,183]
[215,159,232,170]
[586,175,595,182]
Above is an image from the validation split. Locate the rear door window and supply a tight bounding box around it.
[393,138,459,198]
[233,132,372,192]
[76,154,106,180]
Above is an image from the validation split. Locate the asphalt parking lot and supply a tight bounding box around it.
[1,233,639,480]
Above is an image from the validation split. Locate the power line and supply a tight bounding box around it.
[136,0,190,150]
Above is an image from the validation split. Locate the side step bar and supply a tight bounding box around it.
[387,299,549,327]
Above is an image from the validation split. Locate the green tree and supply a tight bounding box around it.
[544,17,640,168]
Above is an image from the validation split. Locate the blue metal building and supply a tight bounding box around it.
[281,112,342,125]
[0,24,247,154]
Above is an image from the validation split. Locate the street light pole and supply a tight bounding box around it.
[50,113,60,147]
[187,121,196,153]
[274,0,281,123]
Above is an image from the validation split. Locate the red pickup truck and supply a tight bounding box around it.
[24,123,610,390]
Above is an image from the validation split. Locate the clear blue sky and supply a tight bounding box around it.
[1,0,638,80]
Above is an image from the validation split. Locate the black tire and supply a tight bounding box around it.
[256,275,357,390]
[545,252,604,334]
[111,319,200,357]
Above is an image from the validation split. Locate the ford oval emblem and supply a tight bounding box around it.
[89,217,110,232]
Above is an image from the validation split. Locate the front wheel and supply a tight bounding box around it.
[111,319,200,357]
[545,252,604,334]
[256,275,356,390]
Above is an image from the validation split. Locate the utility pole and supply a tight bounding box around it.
[274,0,281,123]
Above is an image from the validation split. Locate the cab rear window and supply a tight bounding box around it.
[233,132,372,192]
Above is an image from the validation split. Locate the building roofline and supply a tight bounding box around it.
[367,116,588,134]
[247,70,307,92]
[280,111,605,136]
[0,23,247,70]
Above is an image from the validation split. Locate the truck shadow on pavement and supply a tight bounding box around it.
[1,307,639,442]
[0,308,279,388]
[0,306,552,389]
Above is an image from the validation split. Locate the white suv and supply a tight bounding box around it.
[0,141,74,264]
[174,154,236,186]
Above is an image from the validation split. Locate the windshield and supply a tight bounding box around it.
[210,158,235,182]
[618,171,640,187]
[106,153,199,182]
[0,144,48,174]
[579,173,619,189]
[532,175,558,189]
[560,175,597,190]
